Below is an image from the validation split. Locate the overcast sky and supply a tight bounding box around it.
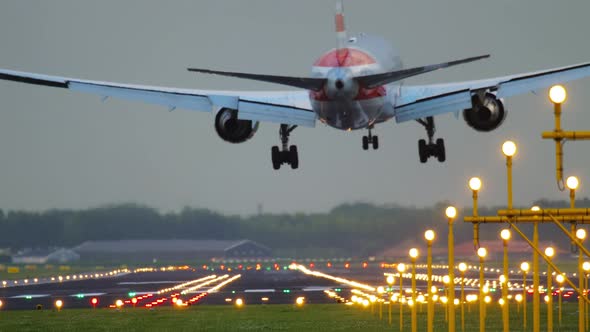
[0,0,589,215]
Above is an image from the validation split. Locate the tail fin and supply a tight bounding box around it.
[335,0,347,50]
[335,0,349,66]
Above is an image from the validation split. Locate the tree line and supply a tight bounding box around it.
[1,198,587,256]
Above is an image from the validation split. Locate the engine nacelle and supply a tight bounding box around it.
[463,93,506,132]
[214,108,259,143]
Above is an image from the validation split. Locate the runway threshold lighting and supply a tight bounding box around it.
[55,300,63,311]
[425,230,435,241]
[549,85,567,104]
[235,298,244,307]
[296,297,305,306]
[115,299,124,308]
[91,298,98,307]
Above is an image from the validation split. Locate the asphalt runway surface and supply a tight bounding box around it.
[0,264,578,310]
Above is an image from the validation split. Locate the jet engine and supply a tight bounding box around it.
[214,108,259,143]
[463,93,506,132]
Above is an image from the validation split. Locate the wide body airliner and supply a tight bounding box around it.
[1,1,590,170]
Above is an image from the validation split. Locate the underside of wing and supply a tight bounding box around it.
[395,61,590,123]
[0,68,316,128]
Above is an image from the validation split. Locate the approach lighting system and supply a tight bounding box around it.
[409,248,419,259]
[458,263,467,272]
[55,300,63,310]
[502,141,517,157]
[576,228,587,240]
[115,299,123,308]
[566,176,580,190]
[500,229,511,241]
[556,274,565,284]
[521,262,530,272]
[445,206,457,219]
[424,230,435,241]
[387,275,395,285]
[549,85,567,104]
[469,177,482,191]
[477,247,487,258]
[397,263,406,273]
[235,298,244,307]
[545,247,555,258]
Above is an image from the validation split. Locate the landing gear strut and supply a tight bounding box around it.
[416,116,445,163]
[362,127,379,150]
[272,124,299,170]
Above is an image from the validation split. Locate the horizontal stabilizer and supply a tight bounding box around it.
[357,54,490,89]
[187,68,326,92]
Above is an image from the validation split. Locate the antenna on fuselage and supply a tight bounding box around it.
[335,0,349,66]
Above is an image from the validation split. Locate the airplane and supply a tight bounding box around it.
[1,1,590,170]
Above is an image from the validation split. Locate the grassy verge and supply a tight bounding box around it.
[0,302,581,332]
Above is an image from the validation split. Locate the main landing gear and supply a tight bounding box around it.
[417,116,446,163]
[362,127,379,150]
[272,124,299,170]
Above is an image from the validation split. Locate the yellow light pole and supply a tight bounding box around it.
[545,246,555,332]
[502,140,517,209]
[577,228,587,332]
[425,229,436,332]
[469,177,482,248]
[583,261,590,331]
[567,176,580,252]
[521,261,530,330]
[377,286,385,320]
[556,274,565,327]
[458,262,467,332]
[446,206,458,332]
[387,274,395,325]
[409,248,419,332]
[500,229,511,332]
[548,85,567,186]
[478,247,487,332]
[443,275,450,322]
[398,262,406,332]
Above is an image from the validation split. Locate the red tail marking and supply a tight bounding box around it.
[335,14,345,33]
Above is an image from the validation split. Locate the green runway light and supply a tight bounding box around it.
[76,294,84,299]
[25,296,32,300]
[334,288,342,292]
[128,292,136,297]
[283,289,291,293]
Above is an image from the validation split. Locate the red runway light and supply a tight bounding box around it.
[327,262,332,268]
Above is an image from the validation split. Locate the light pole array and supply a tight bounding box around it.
[425,229,435,332]
[446,206,457,332]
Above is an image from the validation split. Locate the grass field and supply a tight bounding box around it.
[0,302,581,332]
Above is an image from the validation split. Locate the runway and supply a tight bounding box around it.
[0,263,576,310]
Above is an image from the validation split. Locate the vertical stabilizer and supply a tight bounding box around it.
[335,0,349,66]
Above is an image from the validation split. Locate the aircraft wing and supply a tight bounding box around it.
[393,62,590,123]
[0,69,317,127]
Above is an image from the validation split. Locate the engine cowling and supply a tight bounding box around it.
[463,93,506,132]
[214,108,259,143]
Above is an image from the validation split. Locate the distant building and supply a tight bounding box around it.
[72,239,271,263]
[12,248,80,264]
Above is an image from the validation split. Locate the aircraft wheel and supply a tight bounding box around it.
[362,136,369,150]
[436,138,446,162]
[372,136,379,150]
[418,139,428,163]
[271,146,281,170]
[289,145,299,169]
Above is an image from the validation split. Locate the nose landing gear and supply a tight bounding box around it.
[417,117,446,163]
[271,124,299,170]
